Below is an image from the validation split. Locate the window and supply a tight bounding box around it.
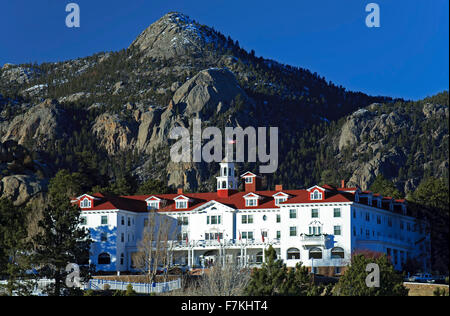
[262,215,267,221]
[289,209,297,219]
[245,177,253,183]
[310,190,322,200]
[365,213,370,221]
[407,223,411,231]
[289,226,297,237]
[377,215,381,225]
[331,247,345,259]
[101,216,108,225]
[333,208,341,217]
[207,215,221,225]
[275,197,287,206]
[241,215,253,224]
[309,247,322,259]
[128,217,131,226]
[287,248,300,260]
[80,216,87,225]
[353,226,356,236]
[98,253,111,265]
[388,217,392,227]
[334,267,342,275]
[309,226,321,235]
[148,201,159,210]
[80,198,91,208]
[276,231,281,239]
[311,209,319,218]
[120,253,124,265]
[100,232,107,242]
[400,221,404,230]
[121,233,124,243]
[353,210,356,218]
[276,214,281,223]
[245,198,257,207]
[240,231,253,240]
[121,216,125,225]
[178,216,188,226]
[176,200,188,209]
[334,225,341,236]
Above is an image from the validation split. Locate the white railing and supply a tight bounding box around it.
[172,239,281,248]
[86,278,181,294]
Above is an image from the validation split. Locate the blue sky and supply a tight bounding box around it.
[0,0,448,100]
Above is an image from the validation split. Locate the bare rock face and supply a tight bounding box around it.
[92,113,137,155]
[1,99,72,151]
[1,64,41,84]
[0,174,47,206]
[422,103,449,119]
[137,68,253,154]
[172,68,248,118]
[129,12,221,59]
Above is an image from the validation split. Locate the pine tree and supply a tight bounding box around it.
[334,253,408,296]
[31,171,92,296]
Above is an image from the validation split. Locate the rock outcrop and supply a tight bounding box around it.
[0,174,47,206]
[92,113,138,155]
[1,99,73,151]
[129,12,222,59]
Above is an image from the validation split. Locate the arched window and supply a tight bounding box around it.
[287,248,300,260]
[98,253,111,265]
[222,181,227,189]
[309,247,322,259]
[80,198,91,208]
[311,190,322,200]
[331,247,345,259]
[223,167,227,176]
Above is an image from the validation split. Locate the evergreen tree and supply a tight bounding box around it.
[135,178,172,195]
[31,171,92,296]
[0,199,33,296]
[334,253,408,296]
[369,174,403,198]
[408,177,449,273]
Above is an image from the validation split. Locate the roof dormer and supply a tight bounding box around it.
[241,171,261,192]
[145,196,163,210]
[243,192,261,207]
[174,195,191,209]
[306,185,326,201]
[73,194,101,209]
[272,191,289,206]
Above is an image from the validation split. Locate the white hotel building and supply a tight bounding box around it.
[73,160,431,276]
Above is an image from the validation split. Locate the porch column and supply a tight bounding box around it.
[187,246,191,268]
[263,246,266,263]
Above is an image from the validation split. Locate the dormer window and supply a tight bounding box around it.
[246,198,257,207]
[310,190,323,200]
[245,177,253,184]
[176,200,188,209]
[275,197,287,205]
[273,192,289,206]
[148,201,159,210]
[244,193,260,207]
[80,198,91,208]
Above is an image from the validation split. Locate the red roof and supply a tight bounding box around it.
[75,185,405,214]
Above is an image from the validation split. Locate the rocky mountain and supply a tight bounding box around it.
[0,12,448,205]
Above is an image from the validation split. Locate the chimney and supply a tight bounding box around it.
[275,184,283,191]
[177,188,183,195]
[341,180,345,189]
